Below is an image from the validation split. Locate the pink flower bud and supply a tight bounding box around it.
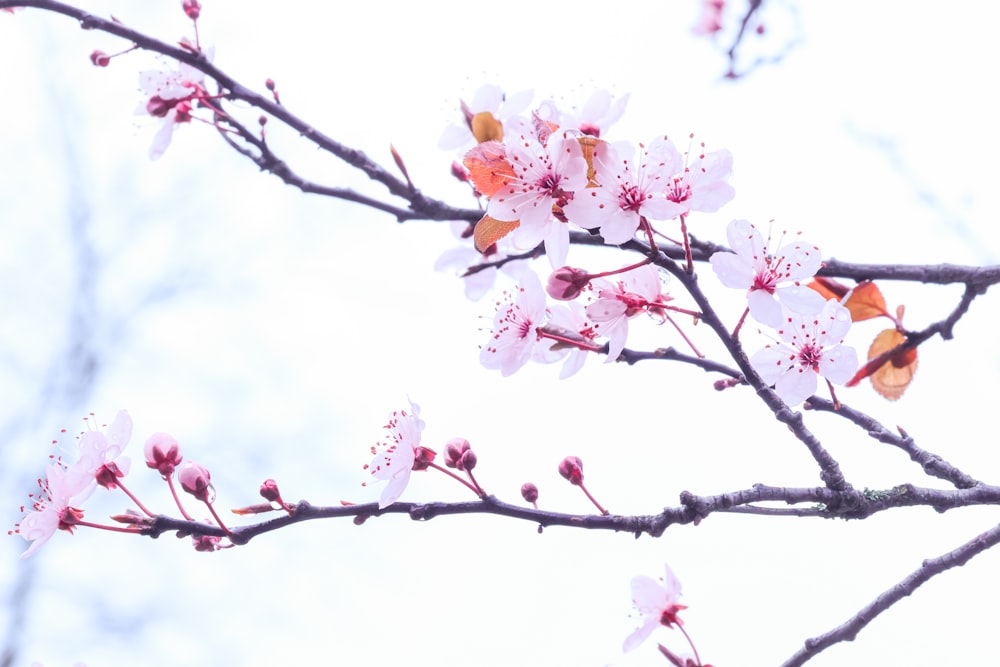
[265,78,276,91]
[558,456,584,485]
[178,462,214,502]
[182,0,201,20]
[444,437,471,468]
[450,161,470,183]
[146,95,171,118]
[520,482,538,504]
[89,50,110,67]
[460,449,477,471]
[144,432,183,477]
[546,266,591,301]
[259,479,281,503]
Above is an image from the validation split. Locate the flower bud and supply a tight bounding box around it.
[546,266,590,301]
[450,161,470,183]
[178,462,214,502]
[144,432,183,477]
[89,50,110,67]
[558,456,584,485]
[182,0,201,20]
[460,449,478,471]
[520,482,538,504]
[444,438,470,468]
[259,479,281,503]
[265,78,276,91]
[146,95,171,118]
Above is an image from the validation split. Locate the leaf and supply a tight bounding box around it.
[808,276,849,301]
[846,328,918,400]
[473,215,520,253]
[576,135,602,187]
[843,280,890,322]
[470,111,504,143]
[462,141,514,198]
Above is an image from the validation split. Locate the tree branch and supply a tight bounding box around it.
[780,520,1000,666]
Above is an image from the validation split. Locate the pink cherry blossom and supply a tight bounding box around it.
[434,221,530,301]
[692,0,726,36]
[562,137,683,245]
[536,89,630,138]
[623,563,686,652]
[750,300,859,406]
[438,84,533,151]
[76,409,133,489]
[137,50,213,160]
[660,138,735,217]
[710,219,826,327]
[144,432,183,477]
[365,401,426,508]
[585,264,671,361]
[542,301,598,379]
[15,463,93,559]
[480,271,551,376]
[486,131,589,267]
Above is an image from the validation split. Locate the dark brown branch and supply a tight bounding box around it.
[780,520,1000,666]
[806,397,980,489]
[627,239,852,492]
[137,482,1000,545]
[5,0,479,224]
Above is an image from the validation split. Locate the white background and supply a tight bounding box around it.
[1,1,999,666]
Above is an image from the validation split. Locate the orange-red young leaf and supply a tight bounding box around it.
[473,215,520,253]
[843,280,890,322]
[808,276,849,301]
[470,111,504,143]
[463,141,514,198]
[846,328,918,400]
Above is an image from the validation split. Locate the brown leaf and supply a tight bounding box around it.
[847,329,917,400]
[843,280,890,322]
[473,215,520,253]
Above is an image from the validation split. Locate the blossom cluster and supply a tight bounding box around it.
[12,410,230,557]
[442,86,858,405]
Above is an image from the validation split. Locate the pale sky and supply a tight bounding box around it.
[1,1,999,666]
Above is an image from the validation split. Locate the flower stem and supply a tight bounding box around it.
[665,312,704,358]
[465,468,486,496]
[114,479,156,518]
[167,475,195,521]
[203,500,233,536]
[538,329,603,352]
[428,462,485,497]
[578,482,608,515]
[679,213,694,273]
[75,519,142,534]
[587,256,653,280]
[676,623,702,667]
